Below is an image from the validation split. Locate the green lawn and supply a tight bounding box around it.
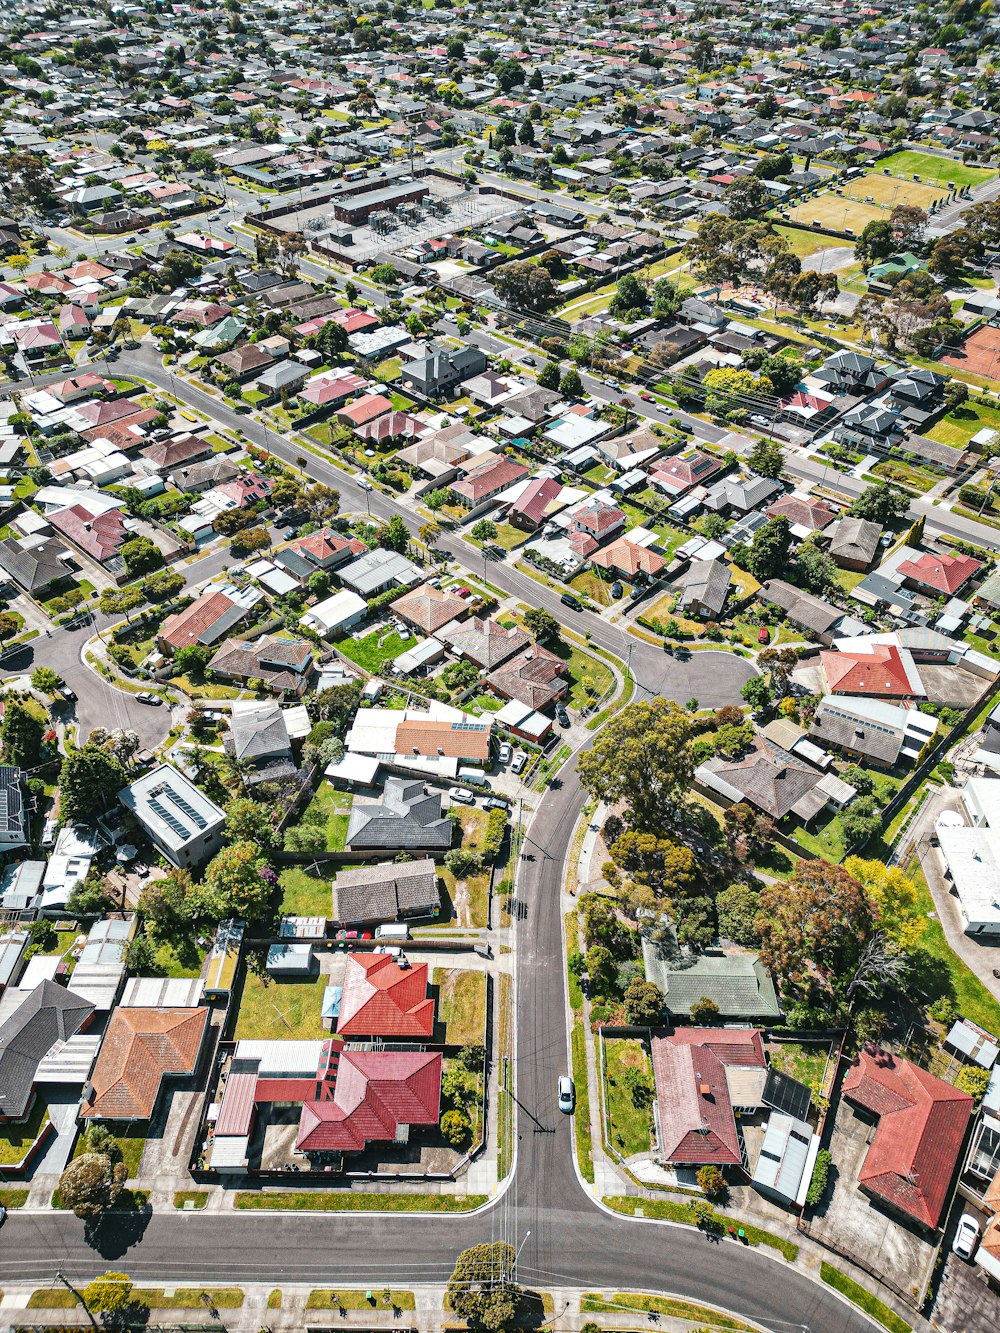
[302,782,353,851]
[234,969,329,1041]
[906,859,1000,1033]
[434,968,487,1046]
[878,150,996,190]
[0,1187,29,1207]
[604,1197,798,1261]
[173,1191,209,1209]
[279,865,331,917]
[603,1038,653,1158]
[234,1191,486,1211]
[138,1289,244,1310]
[335,628,409,672]
[790,814,847,863]
[767,1041,831,1094]
[307,1291,415,1311]
[820,1264,911,1333]
[928,400,1000,448]
[773,224,850,260]
[582,1293,754,1332]
[559,642,615,710]
[151,934,205,980]
[0,1098,49,1165]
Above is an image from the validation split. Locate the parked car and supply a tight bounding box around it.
[676,419,693,433]
[497,742,512,765]
[482,796,508,812]
[556,704,570,728]
[953,1214,981,1260]
[611,581,623,599]
[136,691,162,706]
[447,786,476,805]
[560,592,582,611]
[357,478,373,492]
[61,685,76,702]
[557,1075,575,1114]
[758,626,770,644]
[511,752,528,775]
[456,586,472,598]
[639,391,654,402]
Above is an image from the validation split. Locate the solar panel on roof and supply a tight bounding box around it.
[164,786,207,830]
[762,1067,812,1122]
[148,794,189,838]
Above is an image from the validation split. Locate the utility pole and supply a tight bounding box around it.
[55,1272,98,1330]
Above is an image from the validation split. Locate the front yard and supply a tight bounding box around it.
[602,1037,653,1159]
[0,1098,49,1165]
[434,968,487,1046]
[335,627,410,673]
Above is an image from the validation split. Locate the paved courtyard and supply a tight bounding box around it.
[642,648,758,710]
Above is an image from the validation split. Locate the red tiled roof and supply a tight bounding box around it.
[392,582,466,634]
[511,476,563,526]
[296,1049,441,1152]
[451,455,529,505]
[820,645,918,698]
[288,527,365,564]
[843,1045,972,1228]
[49,504,127,563]
[897,551,981,596]
[160,589,236,651]
[767,495,837,531]
[651,1028,765,1166]
[336,953,435,1038]
[336,392,393,427]
[592,538,666,579]
[82,1007,208,1120]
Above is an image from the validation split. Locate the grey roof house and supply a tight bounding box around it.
[642,934,781,1022]
[399,346,488,398]
[331,857,439,925]
[0,979,94,1121]
[677,559,731,619]
[338,548,422,598]
[0,536,72,596]
[345,777,452,852]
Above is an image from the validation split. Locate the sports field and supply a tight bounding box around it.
[784,195,884,235]
[940,323,1000,382]
[877,150,997,190]
[843,172,948,210]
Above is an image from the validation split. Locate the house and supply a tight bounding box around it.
[296,1049,442,1156]
[400,346,487,397]
[767,494,837,535]
[508,477,565,530]
[300,589,368,637]
[0,536,72,595]
[704,475,782,516]
[70,918,132,1013]
[819,642,925,700]
[442,617,530,671]
[758,580,846,645]
[677,559,731,620]
[225,701,294,775]
[591,538,666,582]
[450,454,530,509]
[651,1028,767,1168]
[118,763,226,869]
[336,392,393,429]
[697,736,839,825]
[339,549,422,598]
[808,696,937,770]
[336,953,435,1038]
[331,857,439,925]
[0,980,94,1122]
[215,343,274,382]
[394,715,491,766]
[344,777,452,853]
[897,551,981,599]
[841,1044,972,1230]
[573,498,627,545]
[81,1004,210,1122]
[158,588,247,654]
[488,645,568,712]
[48,503,127,565]
[827,517,882,572]
[282,527,366,573]
[642,934,781,1022]
[141,433,214,473]
[649,451,722,495]
[208,635,314,696]
[392,582,467,636]
[255,360,309,398]
[0,767,29,849]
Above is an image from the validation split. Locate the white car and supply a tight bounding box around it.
[953,1214,981,1260]
[497,742,512,765]
[447,786,476,805]
[557,1075,575,1114]
[358,478,373,492]
[511,752,528,775]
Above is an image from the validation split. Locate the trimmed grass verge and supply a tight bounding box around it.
[234,1191,487,1212]
[582,1292,755,1331]
[173,1190,209,1210]
[603,1196,798,1262]
[0,1187,28,1207]
[138,1289,244,1309]
[306,1290,415,1310]
[820,1263,911,1333]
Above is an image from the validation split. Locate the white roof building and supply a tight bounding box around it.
[119,763,226,869]
[299,588,367,636]
[752,1112,821,1208]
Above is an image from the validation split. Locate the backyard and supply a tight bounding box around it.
[907,858,1000,1034]
[433,967,487,1046]
[334,626,411,672]
[929,399,1000,448]
[300,782,353,851]
[280,865,332,917]
[603,1037,653,1159]
[234,967,329,1041]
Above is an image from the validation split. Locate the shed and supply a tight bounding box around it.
[266,942,315,976]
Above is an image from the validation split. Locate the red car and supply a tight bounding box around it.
[639,391,654,402]
[456,586,472,598]
[758,627,770,644]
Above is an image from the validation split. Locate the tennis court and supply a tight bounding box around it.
[940,323,1000,382]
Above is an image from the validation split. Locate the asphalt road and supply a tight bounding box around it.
[0,748,876,1333]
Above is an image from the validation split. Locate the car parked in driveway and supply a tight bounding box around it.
[556,704,570,728]
[953,1214,981,1260]
[447,786,476,805]
[497,742,512,765]
[511,752,528,775]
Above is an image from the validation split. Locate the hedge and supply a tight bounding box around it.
[806,1148,831,1207]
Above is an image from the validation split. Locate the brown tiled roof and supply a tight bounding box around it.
[160,589,237,651]
[488,645,568,711]
[391,583,466,634]
[395,717,492,762]
[82,1007,208,1120]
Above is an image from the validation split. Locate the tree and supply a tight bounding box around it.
[370,262,398,288]
[722,802,774,865]
[231,526,270,557]
[703,367,769,419]
[737,515,791,582]
[724,175,768,220]
[471,518,496,543]
[716,882,762,946]
[174,643,212,681]
[120,535,163,577]
[378,515,409,553]
[537,361,561,390]
[844,856,922,951]
[524,607,560,643]
[849,481,909,524]
[839,796,884,848]
[559,368,583,398]
[748,438,783,479]
[795,540,837,593]
[610,830,697,916]
[58,746,127,824]
[623,977,664,1025]
[100,586,145,619]
[696,1165,726,1197]
[492,261,558,314]
[578,699,694,832]
[82,1270,138,1315]
[944,381,969,412]
[652,276,681,317]
[446,1242,525,1331]
[517,118,535,146]
[224,797,276,848]
[202,841,273,920]
[956,1067,991,1103]
[0,697,43,768]
[0,610,19,645]
[756,861,876,1001]
[608,273,648,317]
[854,219,894,267]
[0,150,57,211]
[741,675,771,710]
[889,203,927,250]
[58,1152,127,1219]
[753,152,792,180]
[440,1107,472,1147]
[690,996,720,1025]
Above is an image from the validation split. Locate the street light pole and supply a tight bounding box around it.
[512,1228,532,1284]
[55,1273,98,1330]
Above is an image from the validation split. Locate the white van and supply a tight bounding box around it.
[374,923,410,941]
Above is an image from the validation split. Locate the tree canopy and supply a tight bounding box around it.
[578,699,693,831]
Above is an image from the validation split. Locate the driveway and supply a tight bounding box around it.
[933,1202,998,1333]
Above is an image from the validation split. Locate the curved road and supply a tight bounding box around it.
[0,351,878,1329]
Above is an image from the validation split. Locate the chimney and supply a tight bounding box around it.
[699,1082,711,1097]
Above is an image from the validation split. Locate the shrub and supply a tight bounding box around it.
[440,1107,472,1148]
[690,996,719,1025]
[805,1148,831,1207]
[956,1066,991,1103]
[696,1165,726,1198]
